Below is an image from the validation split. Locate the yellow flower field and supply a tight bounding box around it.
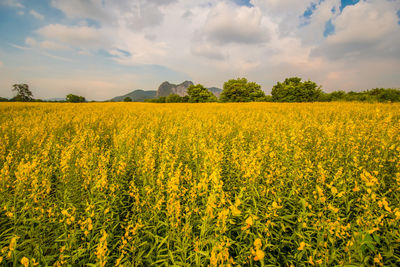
[0,102,399,266]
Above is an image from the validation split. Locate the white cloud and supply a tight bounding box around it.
[3,0,400,99]
[10,43,31,50]
[312,1,400,60]
[50,0,110,23]
[37,24,111,49]
[191,43,225,60]
[25,37,70,51]
[0,0,23,8]
[251,0,311,14]
[40,41,70,51]
[29,10,44,20]
[25,37,37,46]
[202,2,270,44]
[51,0,178,30]
[331,2,396,43]
[251,0,316,35]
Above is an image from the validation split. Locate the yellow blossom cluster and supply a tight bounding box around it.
[0,102,399,265]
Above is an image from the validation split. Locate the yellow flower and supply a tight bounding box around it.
[331,186,338,195]
[21,257,29,267]
[308,256,314,265]
[241,216,253,231]
[61,210,69,216]
[254,238,262,249]
[253,250,265,261]
[230,206,241,216]
[245,216,253,226]
[298,241,306,251]
[395,211,400,219]
[374,253,383,265]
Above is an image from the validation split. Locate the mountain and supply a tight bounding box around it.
[207,87,222,97]
[110,82,222,101]
[156,81,194,97]
[111,89,157,102]
[156,81,222,97]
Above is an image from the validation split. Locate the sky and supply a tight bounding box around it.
[0,0,400,100]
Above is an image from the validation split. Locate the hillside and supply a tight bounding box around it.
[110,82,222,101]
[207,87,222,97]
[111,89,156,102]
[156,81,194,97]
[156,81,222,97]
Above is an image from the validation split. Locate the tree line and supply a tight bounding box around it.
[0,84,87,103]
[145,77,400,103]
[2,79,400,103]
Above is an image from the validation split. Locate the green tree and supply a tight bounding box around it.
[66,94,86,103]
[220,78,265,102]
[0,97,8,102]
[12,84,33,102]
[375,88,400,102]
[124,97,132,102]
[271,77,322,102]
[187,84,217,103]
[329,90,346,101]
[182,95,189,103]
[166,94,183,103]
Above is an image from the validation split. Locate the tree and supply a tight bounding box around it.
[0,97,8,102]
[271,77,322,102]
[187,84,217,103]
[220,78,265,102]
[124,97,132,102]
[166,94,183,103]
[66,94,86,103]
[182,95,189,103]
[12,84,33,102]
[376,88,400,102]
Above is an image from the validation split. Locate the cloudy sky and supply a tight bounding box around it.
[0,0,399,100]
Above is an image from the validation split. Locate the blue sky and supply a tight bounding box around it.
[1,0,400,100]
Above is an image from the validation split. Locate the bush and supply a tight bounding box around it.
[187,84,217,103]
[66,94,86,103]
[271,77,322,102]
[166,94,183,103]
[220,78,265,102]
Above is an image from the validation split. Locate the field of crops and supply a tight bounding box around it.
[0,102,399,266]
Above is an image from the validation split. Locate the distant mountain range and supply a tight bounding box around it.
[110,81,222,102]
[207,87,223,97]
[110,89,157,102]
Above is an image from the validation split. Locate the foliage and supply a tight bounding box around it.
[11,84,33,102]
[271,77,322,102]
[145,96,166,103]
[66,94,86,103]
[146,95,189,103]
[220,78,265,102]
[123,97,132,102]
[319,88,400,102]
[166,94,183,103]
[0,97,8,102]
[187,84,217,103]
[0,103,399,266]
